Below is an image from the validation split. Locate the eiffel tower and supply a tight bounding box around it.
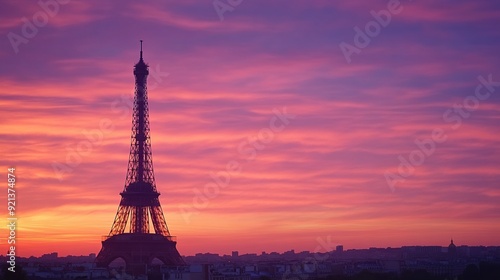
[95,41,185,275]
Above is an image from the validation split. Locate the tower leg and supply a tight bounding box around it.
[95,234,185,276]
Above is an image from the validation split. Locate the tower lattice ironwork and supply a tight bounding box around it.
[96,41,185,275]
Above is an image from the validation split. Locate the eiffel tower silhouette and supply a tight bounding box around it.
[95,41,185,275]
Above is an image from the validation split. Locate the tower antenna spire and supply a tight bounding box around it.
[140,40,143,60]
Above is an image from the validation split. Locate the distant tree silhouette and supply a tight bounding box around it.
[319,270,397,280]
[460,264,479,280]
[0,263,28,280]
[390,269,443,280]
[479,262,500,280]
[319,274,347,280]
[352,270,397,280]
[147,265,163,280]
[310,265,500,280]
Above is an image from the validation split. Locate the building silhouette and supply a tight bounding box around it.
[448,238,457,260]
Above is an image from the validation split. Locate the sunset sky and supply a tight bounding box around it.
[1,0,500,258]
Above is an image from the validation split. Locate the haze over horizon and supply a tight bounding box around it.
[1,0,500,258]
